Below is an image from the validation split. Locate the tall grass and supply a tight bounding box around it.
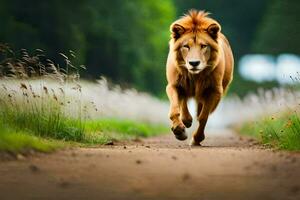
[0,82,85,141]
[0,44,169,152]
[224,88,300,151]
[208,88,300,128]
[0,44,87,141]
[240,111,300,150]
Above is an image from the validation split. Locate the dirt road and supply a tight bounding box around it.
[0,129,299,200]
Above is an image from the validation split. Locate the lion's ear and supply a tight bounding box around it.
[207,23,221,39]
[171,23,185,40]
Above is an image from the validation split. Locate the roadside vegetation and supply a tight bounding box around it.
[237,90,300,151]
[0,45,169,154]
[240,113,300,151]
[0,124,63,153]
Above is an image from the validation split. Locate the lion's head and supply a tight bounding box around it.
[170,10,221,74]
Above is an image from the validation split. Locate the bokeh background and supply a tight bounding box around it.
[0,0,299,97]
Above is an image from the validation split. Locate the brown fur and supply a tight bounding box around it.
[166,10,234,145]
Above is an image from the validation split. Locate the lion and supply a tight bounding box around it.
[166,10,234,145]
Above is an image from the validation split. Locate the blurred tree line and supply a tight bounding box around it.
[0,0,299,96]
[0,0,175,95]
[253,0,300,55]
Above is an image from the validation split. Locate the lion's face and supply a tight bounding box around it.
[179,37,211,74]
[170,11,221,74]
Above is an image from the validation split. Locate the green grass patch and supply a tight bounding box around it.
[83,118,169,144]
[239,112,300,151]
[0,125,63,153]
[0,117,168,153]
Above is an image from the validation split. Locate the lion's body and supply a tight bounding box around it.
[167,33,233,100]
[166,10,234,145]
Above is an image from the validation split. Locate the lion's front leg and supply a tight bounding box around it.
[180,98,193,128]
[191,90,222,146]
[166,84,187,141]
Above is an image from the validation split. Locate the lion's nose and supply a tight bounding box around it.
[189,61,200,67]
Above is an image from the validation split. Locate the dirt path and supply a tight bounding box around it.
[0,129,299,200]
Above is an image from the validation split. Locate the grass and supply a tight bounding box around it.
[0,81,168,153]
[0,82,168,153]
[0,80,168,154]
[0,124,63,153]
[0,46,169,154]
[0,82,169,153]
[0,116,168,153]
[0,82,86,142]
[239,111,300,151]
[84,118,169,144]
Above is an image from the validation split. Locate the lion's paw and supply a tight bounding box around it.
[171,123,187,141]
[182,118,193,128]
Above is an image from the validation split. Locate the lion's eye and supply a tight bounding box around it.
[201,44,208,49]
[183,45,190,49]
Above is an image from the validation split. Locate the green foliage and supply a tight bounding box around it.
[253,0,300,54]
[0,0,175,95]
[240,112,300,151]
